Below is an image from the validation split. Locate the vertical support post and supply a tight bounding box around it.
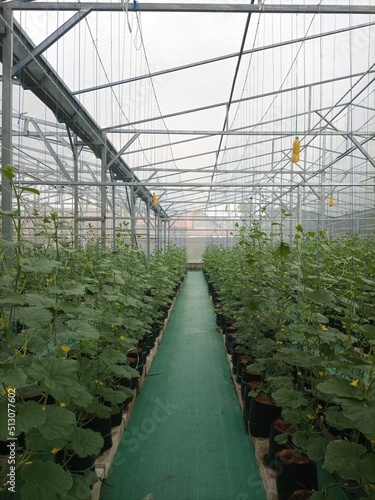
[167,220,171,248]
[320,134,327,230]
[130,186,136,246]
[1,7,13,243]
[73,140,79,249]
[163,219,167,254]
[297,184,302,228]
[156,214,160,251]
[101,134,107,249]
[111,174,116,252]
[146,198,151,257]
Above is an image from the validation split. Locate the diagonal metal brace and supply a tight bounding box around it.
[12,9,91,77]
[106,132,141,170]
[316,111,375,169]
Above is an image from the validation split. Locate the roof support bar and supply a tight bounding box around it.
[6,3,375,14]
[72,22,375,95]
[316,112,375,169]
[104,70,375,131]
[11,9,91,77]
[26,118,74,182]
[105,132,141,170]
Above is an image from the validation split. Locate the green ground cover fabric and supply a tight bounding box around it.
[100,270,266,500]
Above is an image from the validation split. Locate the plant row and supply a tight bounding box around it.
[0,165,187,499]
[203,218,375,500]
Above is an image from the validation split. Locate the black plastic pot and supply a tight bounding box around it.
[231,346,247,375]
[267,418,296,469]
[237,356,256,385]
[248,395,282,438]
[289,490,313,500]
[242,380,261,434]
[111,404,124,427]
[83,416,112,453]
[240,368,262,399]
[127,347,144,376]
[56,449,96,474]
[224,332,238,354]
[275,449,318,500]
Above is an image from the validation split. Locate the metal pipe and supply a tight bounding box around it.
[7,3,375,14]
[1,7,14,245]
[101,134,107,248]
[19,180,375,188]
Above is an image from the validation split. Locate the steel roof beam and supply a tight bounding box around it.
[6,3,375,14]
[115,128,374,137]
[20,181,375,188]
[73,21,375,95]
[11,9,91,77]
[104,71,375,131]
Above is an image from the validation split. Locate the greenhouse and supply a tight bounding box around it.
[0,1,374,499]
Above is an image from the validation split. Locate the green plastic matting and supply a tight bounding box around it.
[100,271,266,500]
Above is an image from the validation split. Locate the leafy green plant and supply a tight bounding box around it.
[202,217,375,499]
[0,165,187,498]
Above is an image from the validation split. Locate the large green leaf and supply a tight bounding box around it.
[59,319,100,341]
[304,289,335,306]
[317,377,364,401]
[3,367,27,387]
[26,329,51,353]
[25,427,66,452]
[61,474,94,500]
[24,293,55,309]
[98,349,129,365]
[341,397,375,435]
[16,401,46,433]
[20,256,62,274]
[293,431,327,461]
[272,389,308,409]
[14,185,40,196]
[273,241,291,258]
[16,306,53,328]
[40,406,76,440]
[51,381,93,407]
[69,427,104,458]
[21,461,73,500]
[324,441,373,481]
[109,364,140,380]
[28,358,79,393]
[324,405,355,431]
[49,282,86,296]
[361,453,375,482]
[356,324,375,341]
[95,385,130,405]
[0,292,27,305]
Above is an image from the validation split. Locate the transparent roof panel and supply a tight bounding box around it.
[1,0,374,231]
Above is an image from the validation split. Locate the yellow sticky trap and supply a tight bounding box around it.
[329,195,334,207]
[292,136,300,163]
[225,204,228,212]
[152,192,158,205]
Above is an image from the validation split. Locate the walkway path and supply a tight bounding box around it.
[100,271,266,500]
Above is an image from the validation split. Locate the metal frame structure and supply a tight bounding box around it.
[1,2,375,255]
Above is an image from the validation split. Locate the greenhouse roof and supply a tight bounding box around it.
[1,0,375,229]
